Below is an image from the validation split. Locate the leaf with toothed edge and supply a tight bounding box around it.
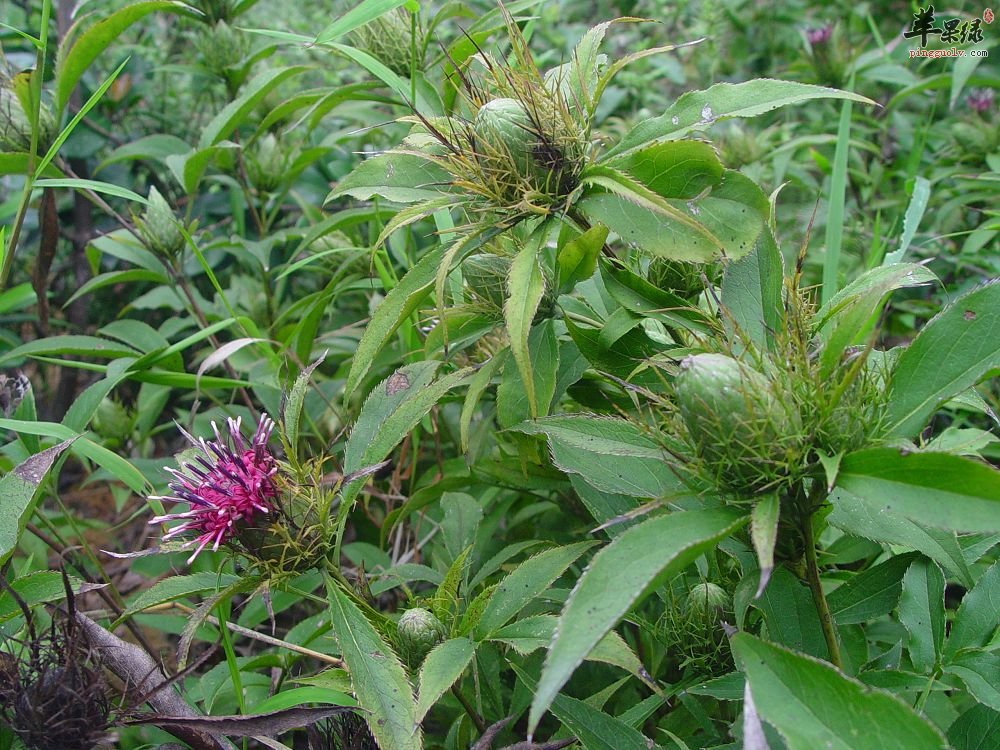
[325,577,421,750]
[601,79,876,161]
[732,631,947,750]
[528,507,748,734]
[885,279,1000,438]
[505,239,546,419]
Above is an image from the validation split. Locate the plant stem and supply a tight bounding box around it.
[169,266,258,416]
[0,0,51,290]
[452,685,486,734]
[802,513,842,669]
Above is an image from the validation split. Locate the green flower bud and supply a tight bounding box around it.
[92,398,133,442]
[246,133,288,193]
[195,21,249,78]
[397,608,446,667]
[134,187,187,259]
[654,580,734,679]
[647,258,717,300]
[682,582,730,619]
[953,121,995,158]
[474,98,545,183]
[675,353,793,495]
[349,11,421,77]
[0,86,57,154]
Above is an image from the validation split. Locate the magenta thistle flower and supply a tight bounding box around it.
[967,88,995,115]
[149,415,279,563]
[806,25,833,46]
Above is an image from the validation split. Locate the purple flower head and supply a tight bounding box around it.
[150,415,279,563]
[806,25,833,46]
[967,88,995,115]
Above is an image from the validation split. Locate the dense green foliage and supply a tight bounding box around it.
[0,1,998,749]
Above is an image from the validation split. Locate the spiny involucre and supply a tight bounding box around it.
[396,607,446,667]
[674,353,795,496]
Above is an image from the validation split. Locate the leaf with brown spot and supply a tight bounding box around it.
[0,439,75,564]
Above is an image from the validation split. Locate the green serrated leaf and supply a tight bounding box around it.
[600,259,713,334]
[328,152,453,204]
[474,541,596,639]
[56,1,187,112]
[721,227,783,352]
[0,439,75,564]
[948,704,1000,750]
[945,560,1000,660]
[944,651,1000,711]
[344,246,445,397]
[496,322,559,429]
[603,79,875,161]
[514,661,656,750]
[886,280,1000,437]
[0,571,86,623]
[732,631,947,750]
[415,637,475,721]
[835,449,1000,533]
[199,66,308,148]
[338,363,471,557]
[117,572,240,625]
[750,493,779,598]
[0,334,139,364]
[326,579,421,750]
[505,240,546,418]
[827,552,918,625]
[281,353,325,462]
[814,263,937,378]
[828,489,973,587]
[557,224,606,294]
[898,557,946,673]
[511,414,683,498]
[529,507,747,733]
[606,139,724,199]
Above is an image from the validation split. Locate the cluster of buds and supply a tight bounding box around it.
[668,282,889,505]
